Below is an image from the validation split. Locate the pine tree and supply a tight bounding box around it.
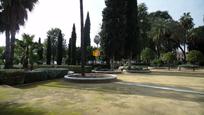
[57,31,63,65]
[46,36,51,65]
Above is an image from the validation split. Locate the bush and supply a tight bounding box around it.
[33,65,92,73]
[161,52,176,70]
[141,48,155,63]
[24,71,47,84]
[187,50,204,65]
[162,52,176,64]
[151,59,164,67]
[0,69,25,85]
[179,64,199,68]
[0,68,69,86]
[33,68,68,79]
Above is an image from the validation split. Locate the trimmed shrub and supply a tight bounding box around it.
[0,69,25,85]
[178,64,199,71]
[33,68,68,79]
[0,68,69,86]
[24,71,47,84]
[33,65,92,73]
[151,59,164,67]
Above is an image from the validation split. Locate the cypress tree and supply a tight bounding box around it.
[68,24,77,65]
[68,38,72,65]
[125,0,139,59]
[57,31,63,65]
[101,0,139,61]
[46,36,51,65]
[37,38,43,64]
[84,12,91,63]
[84,12,91,48]
[101,0,127,60]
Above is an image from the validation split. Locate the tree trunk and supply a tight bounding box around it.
[80,0,85,76]
[178,45,186,62]
[4,30,11,69]
[10,29,16,68]
[183,32,187,62]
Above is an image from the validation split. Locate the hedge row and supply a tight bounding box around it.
[34,65,92,73]
[0,68,68,86]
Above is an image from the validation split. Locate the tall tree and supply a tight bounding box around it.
[149,11,172,20]
[84,12,91,48]
[179,12,194,61]
[37,38,43,64]
[138,3,152,50]
[84,12,91,63]
[57,31,63,65]
[0,0,38,68]
[188,26,204,54]
[101,0,127,62]
[46,28,65,64]
[16,34,36,69]
[80,0,85,76]
[46,36,51,65]
[68,24,77,65]
[125,0,139,59]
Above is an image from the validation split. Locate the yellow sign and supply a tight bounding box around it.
[93,49,100,57]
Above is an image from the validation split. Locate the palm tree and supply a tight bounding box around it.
[149,18,169,58]
[0,0,38,68]
[80,0,85,76]
[179,12,194,61]
[16,34,35,69]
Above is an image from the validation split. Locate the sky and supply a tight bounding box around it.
[0,0,203,47]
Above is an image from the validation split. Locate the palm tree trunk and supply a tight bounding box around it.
[80,0,85,76]
[178,45,186,62]
[183,31,187,62]
[4,30,11,69]
[10,29,16,67]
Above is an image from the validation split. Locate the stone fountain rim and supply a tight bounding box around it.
[64,73,117,81]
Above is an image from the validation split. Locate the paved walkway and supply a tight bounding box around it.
[116,82,204,95]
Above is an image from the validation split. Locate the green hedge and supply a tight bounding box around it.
[0,69,25,85]
[178,64,199,69]
[24,71,47,84]
[0,68,69,86]
[33,65,92,73]
[34,68,68,79]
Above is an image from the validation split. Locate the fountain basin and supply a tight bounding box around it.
[64,73,117,83]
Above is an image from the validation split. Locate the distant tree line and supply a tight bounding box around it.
[100,1,204,66]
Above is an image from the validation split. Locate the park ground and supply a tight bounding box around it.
[0,71,204,115]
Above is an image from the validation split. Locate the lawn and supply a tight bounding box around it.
[0,72,204,115]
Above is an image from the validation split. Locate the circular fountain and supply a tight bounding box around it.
[64,71,117,83]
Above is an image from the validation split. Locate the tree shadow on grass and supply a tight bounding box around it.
[0,102,46,115]
[16,79,204,103]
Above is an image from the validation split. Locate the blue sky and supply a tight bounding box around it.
[0,0,203,46]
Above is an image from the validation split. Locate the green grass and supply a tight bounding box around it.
[0,72,204,115]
